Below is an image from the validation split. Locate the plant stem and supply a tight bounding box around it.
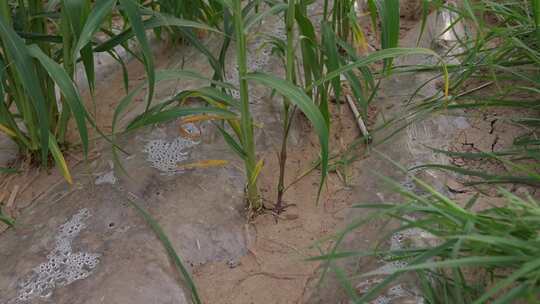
[0,3,38,150]
[322,0,329,21]
[276,0,296,211]
[29,0,57,136]
[232,0,261,210]
[0,2,11,24]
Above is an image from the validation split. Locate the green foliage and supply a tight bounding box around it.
[374,0,400,70]
[128,197,201,304]
[408,0,539,111]
[0,167,17,174]
[0,205,15,227]
[0,0,218,182]
[313,1,540,303]
[315,161,540,303]
[4,0,537,302]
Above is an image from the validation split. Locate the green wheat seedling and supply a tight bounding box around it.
[123,0,331,214]
[310,1,540,302]
[312,158,540,303]
[0,0,216,182]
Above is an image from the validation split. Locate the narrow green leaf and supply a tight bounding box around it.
[375,0,400,69]
[15,32,63,43]
[473,259,540,304]
[126,107,238,131]
[0,210,15,227]
[244,3,288,32]
[94,14,219,52]
[416,0,430,46]
[119,0,155,111]
[0,17,49,164]
[411,164,539,185]
[114,69,235,136]
[0,167,18,174]
[48,133,72,184]
[462,0,480,29]
[355,242,455,303]
[46,0,62,11]
[490,285,530,304]
[28,45,89,157]
[321,22,340,125]
[312,47,446,88]
[215,124,247,160]
[533,0,540,40]
[75,0,116,56]
[366,0,378,32]
[127,197,201,304]
[172,87,240,109]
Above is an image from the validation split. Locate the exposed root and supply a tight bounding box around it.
[271,202,297,223]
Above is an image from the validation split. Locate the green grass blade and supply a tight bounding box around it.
[473,258,540,304]
[416,0,430,46]
[94,14,221,52]
[215,123,247,160]
[106,49,130,93]
[93,14,222,78]
[46,0,62,11]
[244,3,287,32]
[366,0,378,32]
[185,87,240,109]
[63,0,95,92]
[0,167,18,174]
[490,285,530,304]
[48,132,72,184]
[126,107,238,131]
[0,209,15,227]
[74,0,116,57]
[113,69,235,135]
[355,241,455,303]
[375,0,400,70]
[534,0,540,40]
[462,0,480,29]
[343,70,368,116]
[307,250,380,261]
[119,0,155,112]
[28,45,89,157]
[154,70,235,90]
[332,263,360,302]
[295,3,320,93]
[456,234,538,252]
[311,47,448,92]
[321,22,340,124]
[127,197,201,304]
[14,32,63,43]
[0,17,49,164]
[411,163,540,185]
